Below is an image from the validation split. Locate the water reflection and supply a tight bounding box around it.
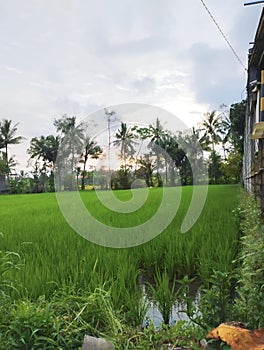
[142,280,201,328]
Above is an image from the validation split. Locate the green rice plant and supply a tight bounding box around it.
[147,269,182,325]
[0,185,242,346]
[0,185,240,306]
[109,253,140,312]
[0,233,21,297]
[121,288,149,327]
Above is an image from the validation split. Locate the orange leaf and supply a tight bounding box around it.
[207,322,264,350]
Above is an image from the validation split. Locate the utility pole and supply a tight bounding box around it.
[104,108,118,188]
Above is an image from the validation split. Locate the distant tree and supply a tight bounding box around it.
[54,115,84,154]
[136,155,155,187]
[159,134,184,186]
[54,115,76,135]
[28,135,60,192]
[146,118,168,187]
[54,115,84,190]
[28,135,60,169]
[158,133,175,185]
[199,111,223,152]
[0,119,23,184]
[220,151,242,183]
[176,129,206,186]
[0,153,17,180]
[208,150,223,184]
[9,170,31,194]
[229,100,246,154]
[147,118,167,145]
[79,136,102,190]
[113,122,136,171]
[112,122,136,189]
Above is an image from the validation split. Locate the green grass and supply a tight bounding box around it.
[0,185,240,303]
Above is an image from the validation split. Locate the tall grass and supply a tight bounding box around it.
[0,185,239,314]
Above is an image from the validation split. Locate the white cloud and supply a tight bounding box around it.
[0,0,261,170]
[5,66,24,75]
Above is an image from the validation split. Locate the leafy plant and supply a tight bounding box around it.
[115,320,204,350]
[199,270,234,328]
[0,287,122,349]
[234,193,264,328]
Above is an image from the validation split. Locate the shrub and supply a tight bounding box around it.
[234,193,264,328]
[0,287,122,349]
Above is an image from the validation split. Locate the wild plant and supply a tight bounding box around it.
[1,287,122,349]
[0,233,21,297]
[199,270,234,328]
[234,193,264,328]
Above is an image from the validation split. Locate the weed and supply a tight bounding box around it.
[234,193,264,328]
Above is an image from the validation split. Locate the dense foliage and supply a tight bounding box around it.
[234,193,264,328]
[0,101,246,193]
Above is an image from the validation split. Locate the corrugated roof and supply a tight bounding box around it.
[249,7,264,67]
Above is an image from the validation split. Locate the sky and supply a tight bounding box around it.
[0,0,262,170]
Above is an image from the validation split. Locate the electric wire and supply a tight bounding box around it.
[200,0,247,71]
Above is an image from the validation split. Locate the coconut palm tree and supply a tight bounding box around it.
[28,135,60,169]
[199,111,223,152]
[28,135,60,192]
[147,118,167,145]
[137,154,155,187]
[0,119,24,183]
[79,136,102,190]
[113,122,136,171]
[147,118,168,186]
[0,152,16,175]
[54,115,84,190]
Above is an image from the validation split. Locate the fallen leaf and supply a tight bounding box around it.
[207,322,264,350]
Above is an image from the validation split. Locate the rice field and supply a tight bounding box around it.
[0,184,240,305]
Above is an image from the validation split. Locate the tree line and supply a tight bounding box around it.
[0,100,246,194]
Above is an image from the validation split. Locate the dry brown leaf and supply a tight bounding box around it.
[206,322,264,350]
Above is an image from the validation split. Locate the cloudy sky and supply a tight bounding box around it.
[0,0,262,169]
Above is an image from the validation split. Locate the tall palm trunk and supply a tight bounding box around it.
[5,144,9,184]
[81,155,88,190]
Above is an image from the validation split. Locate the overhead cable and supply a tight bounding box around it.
[200,0,247,71]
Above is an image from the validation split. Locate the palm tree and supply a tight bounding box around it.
[54,115,76,135]
[199,111,223,152]
[54,115,84,155]
[137,154,155,187]
[113,122,136,171]
[0,119,24,183]
[79,136,102,190]
[147,118,168,186]
[177,129,207,185]
[28,135,60,192]
[54,115,84,190]
[28,135,60,167]
[0,152,16,175]
[147,118,167,145]
[160,133,184,186]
